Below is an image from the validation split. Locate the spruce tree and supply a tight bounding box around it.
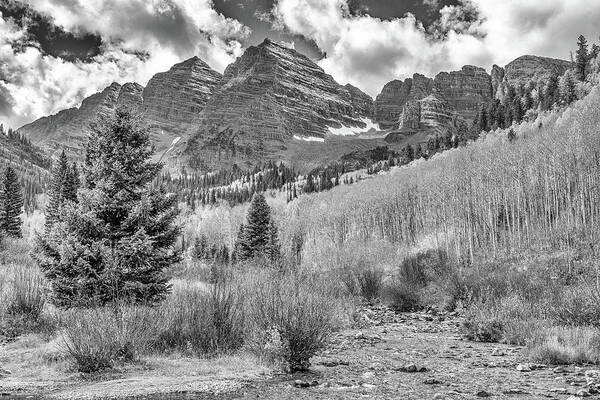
[0,166,23,238]
[266,218,280,262]
[234,193,279,262]
[575,35,589,81]
[543,74,560,110]
[414,144,423,159]
[507,128,516,143]
[63,163,80,202]
[559,70,578,105]
[34,108,181,307]
[591,43,600,62]
[45,151,72,231]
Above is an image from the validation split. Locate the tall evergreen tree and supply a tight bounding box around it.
[266,218,280,262]
[523,91,534,112]
[591,43,600,62]
[63,163,80,202]
[0,166,23,238]
[512,96,524,123]
[414,144,424,159]
[45,151,71,231]
[34,108,181,307]
[575,35,589,81]
[543,74,560,110]
[559,70,578,106]
[234,193,279,262]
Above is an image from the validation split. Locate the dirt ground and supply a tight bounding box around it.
[1,305,599,399]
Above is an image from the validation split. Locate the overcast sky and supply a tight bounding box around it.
[0,0,599,128]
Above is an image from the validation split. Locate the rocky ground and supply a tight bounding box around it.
[2,305,600,399]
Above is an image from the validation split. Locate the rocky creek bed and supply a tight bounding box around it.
[2,305,600,399]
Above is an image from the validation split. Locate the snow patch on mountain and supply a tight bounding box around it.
[328,118,378,136]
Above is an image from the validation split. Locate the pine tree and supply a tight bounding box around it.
[0,166,23,238]
[512,96,524,123]
[34,108,181,307]
[414,144,423,159]
[476,104,488,132]
[523,91,534,111]
[266,218,280,262]
[234,223,248,261]
[507,128,516,143]
[63,163,80,202]
[44,152,79,230]
[559,70,578,106]
[575,35,589,81]
[543,74,560,110]
[234,193,279,262]
[45,151,70,231]
[591,43,600,62]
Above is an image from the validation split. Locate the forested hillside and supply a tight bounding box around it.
[288,88,600,265]
[0,125,49,213]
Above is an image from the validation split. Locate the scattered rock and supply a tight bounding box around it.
[293,380,318,388]
[476,389,492,397]
[394,364,428,373]
[585,369,600,386]
[553,366,569,374]
[361,383,376,389]
[424,378,442,385]
[491,348,505,357]
[503,388,526,395]
[516,364,531,372]
[319,359,350,367]
[576,389,590,397]
[0,368,11,377]
[549,388,568,394]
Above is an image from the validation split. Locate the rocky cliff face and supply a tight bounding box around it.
[491,65,505,97]
[375,66,491,130]
[374,79,412,130]
[345,84,374,118]
[183,39,372,171]
[397,94,454,132]
[142,57,222,137]
[375,55,571,131]
[433,66,492,120]
[492,55,572,100]
[419,94,455,129]
[18,57,222,156]
[18,83,134,155]
[502,55,572,87]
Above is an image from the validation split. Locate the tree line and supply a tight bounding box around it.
[158,161,299,209]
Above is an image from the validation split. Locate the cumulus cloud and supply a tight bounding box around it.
[271,0,600,97]
[0,0,250,128]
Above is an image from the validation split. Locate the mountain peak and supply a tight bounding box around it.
[171,55,211,71]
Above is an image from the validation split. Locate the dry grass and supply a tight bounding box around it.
[0,238,52,339]
[527,326,600,365]
[155,279,245,356]
[243,268,341,372]
[60,304,158,372]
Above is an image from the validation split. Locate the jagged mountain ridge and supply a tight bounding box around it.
[373,56,571,132]
[17,57,223,156]
[182,39,374,171]
[17,39,573,172]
